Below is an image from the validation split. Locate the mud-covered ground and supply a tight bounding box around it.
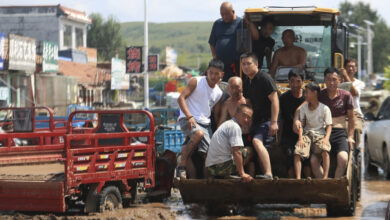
[0,203,176,220]
[0,171,389,220]
[1,150,389,219]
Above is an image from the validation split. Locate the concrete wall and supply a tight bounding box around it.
[0,15,60,45]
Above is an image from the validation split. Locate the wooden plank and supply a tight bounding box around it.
[174,178,349,206]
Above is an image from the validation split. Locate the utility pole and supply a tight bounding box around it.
[364,20,374,76]
[143,0,149,108]
[349,32,363,80]
[357,34,362,80]
[348,24,365,80]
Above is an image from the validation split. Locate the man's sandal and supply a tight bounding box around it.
[176,166,187,179]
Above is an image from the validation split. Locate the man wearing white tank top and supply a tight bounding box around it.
[177,59,224,179]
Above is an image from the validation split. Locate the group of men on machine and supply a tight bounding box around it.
[176,2,365,182]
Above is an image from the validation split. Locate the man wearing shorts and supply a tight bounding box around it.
[206,104,254,182]
[318,67,355,178]
[177,59,224,179]
[242,52,279,179]
[295,82,332,179]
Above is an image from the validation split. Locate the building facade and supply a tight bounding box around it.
[0,5,91,50]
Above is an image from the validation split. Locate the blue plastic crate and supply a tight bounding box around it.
[160,129,185,154]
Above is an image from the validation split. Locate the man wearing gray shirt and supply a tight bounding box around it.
[205,104,254,182]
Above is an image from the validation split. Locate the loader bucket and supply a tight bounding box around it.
[174,177,350,206]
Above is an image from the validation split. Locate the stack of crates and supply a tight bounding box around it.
[161,124,186,154]
[151,108,185,154]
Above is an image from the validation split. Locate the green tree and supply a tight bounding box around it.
[339,1,390,73]
[87,13,125,61]
[384,57,390,90]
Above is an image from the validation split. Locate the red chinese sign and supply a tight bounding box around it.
[126,46,142,73]
[148,54,159,72]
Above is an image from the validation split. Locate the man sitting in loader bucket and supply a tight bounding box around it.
[206,104,254,182]
[295,67,355,178]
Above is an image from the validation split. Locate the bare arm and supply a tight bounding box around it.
[244,15,259,41]
[269,50,280,78]
[178,78,198,129]
[232,147,252,182]
[340,68,359,96]
[213,98,223,127]
[265,49,272,69]
[232,147,245,176]
[210,45,216,59]
[218,102,229,128]
[298,49,307,67]
[347,109,355,150]
[268,91,279,136]
[324,124,332,141]
[296,123,305,148]
[349,84,359,97]
[293,101,307,134]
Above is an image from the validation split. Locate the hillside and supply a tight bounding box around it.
[121,21,213,68]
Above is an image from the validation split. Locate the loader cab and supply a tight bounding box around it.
[244,6,348,90]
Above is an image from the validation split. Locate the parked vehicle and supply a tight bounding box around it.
[0,109,176,213]
[364,95,390,178]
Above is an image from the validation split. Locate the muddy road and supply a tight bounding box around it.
[1,169,388,220]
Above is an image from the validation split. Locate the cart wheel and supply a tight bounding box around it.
[99,186,123,212]
[123,182,138,208]
[355,148,362,201]
[386,200,390,220]
[84,189,98,213]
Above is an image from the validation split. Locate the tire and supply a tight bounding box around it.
[364,138,377,173]
[355,149,362,201]
[123,182,138,208]
[84,185,99,213]
[383,145,390,180]
[386,200,390,220]
[99,185,123,212]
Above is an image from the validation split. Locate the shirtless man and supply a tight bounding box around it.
[218,77,250,128]
[270,29,307,78]
[217,77,255,176]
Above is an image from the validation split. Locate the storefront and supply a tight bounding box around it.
[7,34,36,107]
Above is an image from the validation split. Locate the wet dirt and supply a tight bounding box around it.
[1,150,390,219]
[0,170,388,220]
[0,203,176,220]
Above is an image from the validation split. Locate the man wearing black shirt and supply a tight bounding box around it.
[242,52,279,178]
[245,16,275,69]
[279,68,309,178]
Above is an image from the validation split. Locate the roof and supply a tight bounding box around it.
[59,5,91,23]
[58,60,109,86]
[245,6,340,15]
[0,4,91,23]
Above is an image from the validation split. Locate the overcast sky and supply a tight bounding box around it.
[1,0,389,24]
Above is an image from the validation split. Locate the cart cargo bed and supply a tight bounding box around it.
[0,162,64,181]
